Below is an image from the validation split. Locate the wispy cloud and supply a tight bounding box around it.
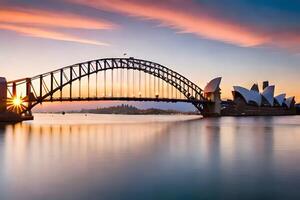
[71,0,300,51]
[0,23,109,46]
[70,0,269,47]
[0,8,116,29]
[0,7,115,45]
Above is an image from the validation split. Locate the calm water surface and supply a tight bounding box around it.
[1,114,300,200]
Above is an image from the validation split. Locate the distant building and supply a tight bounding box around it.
[232,81,295,108]
[296,104,300,114]
[204,77,222,101]
[222,81,297,116]
[203,77,222,116]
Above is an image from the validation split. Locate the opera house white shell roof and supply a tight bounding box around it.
[233,86,262,106]
[274,94,286,106]
[262,85,275,106]
[284,97,295,108]
[233,82,296,108]
[204,77,222,93]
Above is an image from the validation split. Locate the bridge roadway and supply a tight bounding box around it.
[41,97,206,104]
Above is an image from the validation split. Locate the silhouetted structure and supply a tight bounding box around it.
[0,57,222,122]
[78,104,193,115]
[222,81,296,116]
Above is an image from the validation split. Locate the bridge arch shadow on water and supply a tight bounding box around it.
[3,57,221,119]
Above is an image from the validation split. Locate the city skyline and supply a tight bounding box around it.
[1,0,299,111]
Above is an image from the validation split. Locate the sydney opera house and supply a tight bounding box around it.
[222,81,297,116]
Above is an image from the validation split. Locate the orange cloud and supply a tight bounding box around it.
[0,7,116,45]
[71,0,270,47]
[0,7,116,29]
[0,23,109,46]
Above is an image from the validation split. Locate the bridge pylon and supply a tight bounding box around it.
[0,77,7,113]
[0,77,34,123]
[202,77,222,117]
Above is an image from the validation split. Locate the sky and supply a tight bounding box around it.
[0,0,299,111]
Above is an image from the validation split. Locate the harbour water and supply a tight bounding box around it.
[1,114,300,200]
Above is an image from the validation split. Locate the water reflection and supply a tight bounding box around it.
[0,114,300,200]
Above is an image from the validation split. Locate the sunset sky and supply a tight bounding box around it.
[0,0,299,111]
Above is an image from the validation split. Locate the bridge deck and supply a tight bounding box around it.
[41,97,208,104]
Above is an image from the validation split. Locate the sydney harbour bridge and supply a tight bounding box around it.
[0,57,222,122]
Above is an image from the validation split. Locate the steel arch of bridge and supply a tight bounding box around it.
[7,58,209,114]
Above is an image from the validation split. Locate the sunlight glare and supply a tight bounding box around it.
[13,97,22,106]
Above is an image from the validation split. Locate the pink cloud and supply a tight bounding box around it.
[70,0,270,47]
[0,7,116,45]
[0,7,116,29]
[70,0,300,51]
[0,23,109,46]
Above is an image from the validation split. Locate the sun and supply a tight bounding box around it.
[13,97,22,106]
[7,96,27,114]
